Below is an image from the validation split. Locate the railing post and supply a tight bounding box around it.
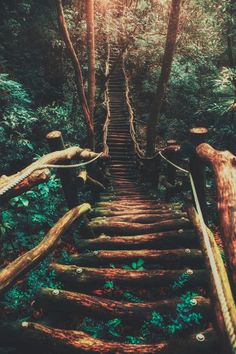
[166,139,178,179]
[46,131,78,209]
[189,127,208,222]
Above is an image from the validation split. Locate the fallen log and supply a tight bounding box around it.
[88,218,191,235]
[76,230,199,251]
[196,143,236,295]
[51,264,207,288]
[38,288,211,321]
[0,322,218,354]
[0,203,91,295]
[71,249,204,268]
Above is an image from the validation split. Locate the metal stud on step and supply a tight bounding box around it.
[52,289,60,296]
[93,251,99,255]
[22,322,29,328]
[196,333,205,342]
[186,269,193,275]
[190,298,198,306]
[185,248,191,254]
[76,268,83,274]
[178,229,184,234]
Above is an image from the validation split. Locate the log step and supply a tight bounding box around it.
[71,249,204,268]
[76,230,199,250]
[0,322,219,354]
[38,288,211,321]
[88,218,191,236]
[51,264,207,288]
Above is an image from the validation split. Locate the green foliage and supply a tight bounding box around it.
[80,317,122,339]
[122,259,145,271]
[172,272,190,290]
[1,257,62,312]
[0,175,64,258]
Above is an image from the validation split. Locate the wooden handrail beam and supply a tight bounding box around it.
[0,203,91,295]
[196,142,236,298]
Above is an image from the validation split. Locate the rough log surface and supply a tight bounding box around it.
[51,264,207,288]
[38,287,211,321]
[0,204,91,294]
[0,322,218,354]
[197,143,236,295]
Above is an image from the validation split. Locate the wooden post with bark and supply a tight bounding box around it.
[46,131,78,209]
[189,127,208,223]
[196,143,236,299]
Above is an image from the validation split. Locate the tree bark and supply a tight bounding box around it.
[196,143,236,298]
[71,249,204,268]
[146,0,182,156]
[76,230,198,251]
[0,322,218,354]
[88,218,191,236]
[52,263,207,288]
[55,0,94,149]
[86,0,96,119]
[38,287,210,322]
[0,147,101,202]
[0,204,91,295]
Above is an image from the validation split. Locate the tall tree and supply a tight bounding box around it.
[55,0,94,149]
[146,0,182,156]
[86,0,96,119]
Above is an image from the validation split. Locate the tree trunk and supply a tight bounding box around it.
[86,0,96,119]
[55,0,94,149]
[146,0,182,156]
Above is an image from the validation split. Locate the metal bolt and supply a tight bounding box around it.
[185,248,191,254]
[178,229,184,234]
[76,268,83,274]
[181,217,187,220]
[22,322,29,328]
[190,298,198,306]
[93,251,99,255]
[52,289,60,296]
[196,333,205,342]
[186,269,193,275]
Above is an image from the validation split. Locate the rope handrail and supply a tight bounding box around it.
[102,37,111,157]
[0,152,104,197]
[122,52,160,161]
[158,150,236,353]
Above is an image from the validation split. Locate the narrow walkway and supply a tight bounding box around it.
[2,46,219,354]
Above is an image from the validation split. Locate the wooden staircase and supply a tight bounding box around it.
[0,47,221,354]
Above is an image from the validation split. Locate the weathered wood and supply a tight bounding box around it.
[52,264,207,288]
[88,218,191,235]
[71,249,204,268]
[197,143,236,297]
[0,322,219,354]
[46,131,78,208]
[0,204,91,295]
[76,230,198,251]
[189,127,208,222]
[91,212,187,224]
[0,169,50,202]
[0,146,101,201]
[187,204,236,354]
[38,288,211,321]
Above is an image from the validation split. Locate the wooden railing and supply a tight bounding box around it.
[157,129,236,353]
[0,133,105,295]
